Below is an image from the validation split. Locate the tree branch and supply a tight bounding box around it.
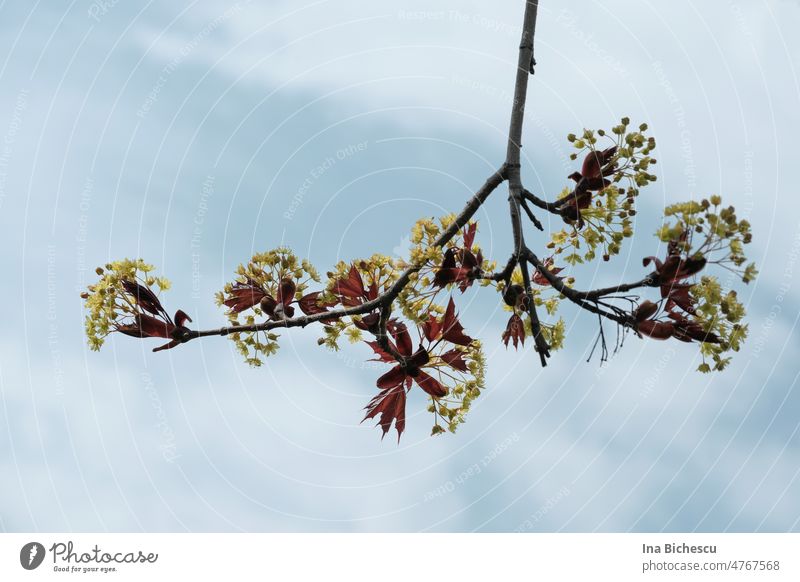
[483,255,518,282]
[186,168,507,341]
[504,0,550,366]
[523,188,563,215]
[577,275,659,300]
[519,196,544,230]
[524,248,636,328]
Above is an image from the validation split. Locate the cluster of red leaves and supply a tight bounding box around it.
[363,298,473,440]
[224,277,332,319]
[116,280,192,352]
[500,258,563,350]
[556,146,618,227]
[502,313,526,349]
[433,223,483,292]
[532,257,564,287]
[635,232,719,344]
[330,264,382,331]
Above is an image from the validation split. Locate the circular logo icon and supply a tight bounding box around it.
[20,542,45,570]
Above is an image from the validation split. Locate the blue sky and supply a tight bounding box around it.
[1,0,799,532]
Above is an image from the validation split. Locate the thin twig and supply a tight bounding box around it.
[523,188,563,215]
[524,248,636,328]
[519,197,544,231]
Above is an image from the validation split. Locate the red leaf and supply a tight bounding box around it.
[582,177,611,191]
[135,314,174,339]
[435,267,471,289]
[363,383,407,440]
[174,309,192,328]
[581,146,617,180]
[298,292,334,316]
[502,313,525,349]
[657,255,683,282]
[463,222,477,249]
[414,370,447,398]
[637,320,674,340]
[353,312,380,332]
[376,365,406,389]
[115,324,147,338]
[366,341,396,363]
[389,321,413,357]
[366,281,379,302]
[260,294,277,318]
[277,278,296,305]
[532,258,563,286]
[656,256,706,285]
[679,256,706,279]
[442,298,473,346]
[421,314,441,342]
[407,348,430,370]
[667,313,721,344]
[223,282,266,313]
[335,265,366,299]
[433,249,458,288]
[122,279,166,317]
[642,256,662,270]
[661,283,695,314]
[461,249,479,269]
[440,349,468,372]
[634,300,659,322]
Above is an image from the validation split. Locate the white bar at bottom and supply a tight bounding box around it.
[1,533,797,581]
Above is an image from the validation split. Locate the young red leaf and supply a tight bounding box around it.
[224,282,267,313]
[276,278,296,305]
[389,321,413,357]
[376,365,406,390]
[442,298,473,346]
[440,349,468,372]
[298,292,334,316]
[433,249,458,288]
[334,265,366,301]
[414,370,447,398]
[581,146,617,181]
[122,279,166,317]
[637,319,674,340]
[366,341,396,363]
[363,383,407,440]
[135,313,173,339]
[174,309,192,328]
[502,313,525,349]
[661,283,695,314]
[421,314,442,342]
[634,300,659,322]
[463,222,477,249]
[259,294,277,317]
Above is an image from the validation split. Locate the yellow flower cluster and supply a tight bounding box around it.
[82,259,168,351]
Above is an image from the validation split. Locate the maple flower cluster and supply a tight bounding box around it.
[631,197,755,371]
[82,259,189,353]
[549,118,657,264]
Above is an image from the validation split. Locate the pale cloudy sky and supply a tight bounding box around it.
[0,0,798,532]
